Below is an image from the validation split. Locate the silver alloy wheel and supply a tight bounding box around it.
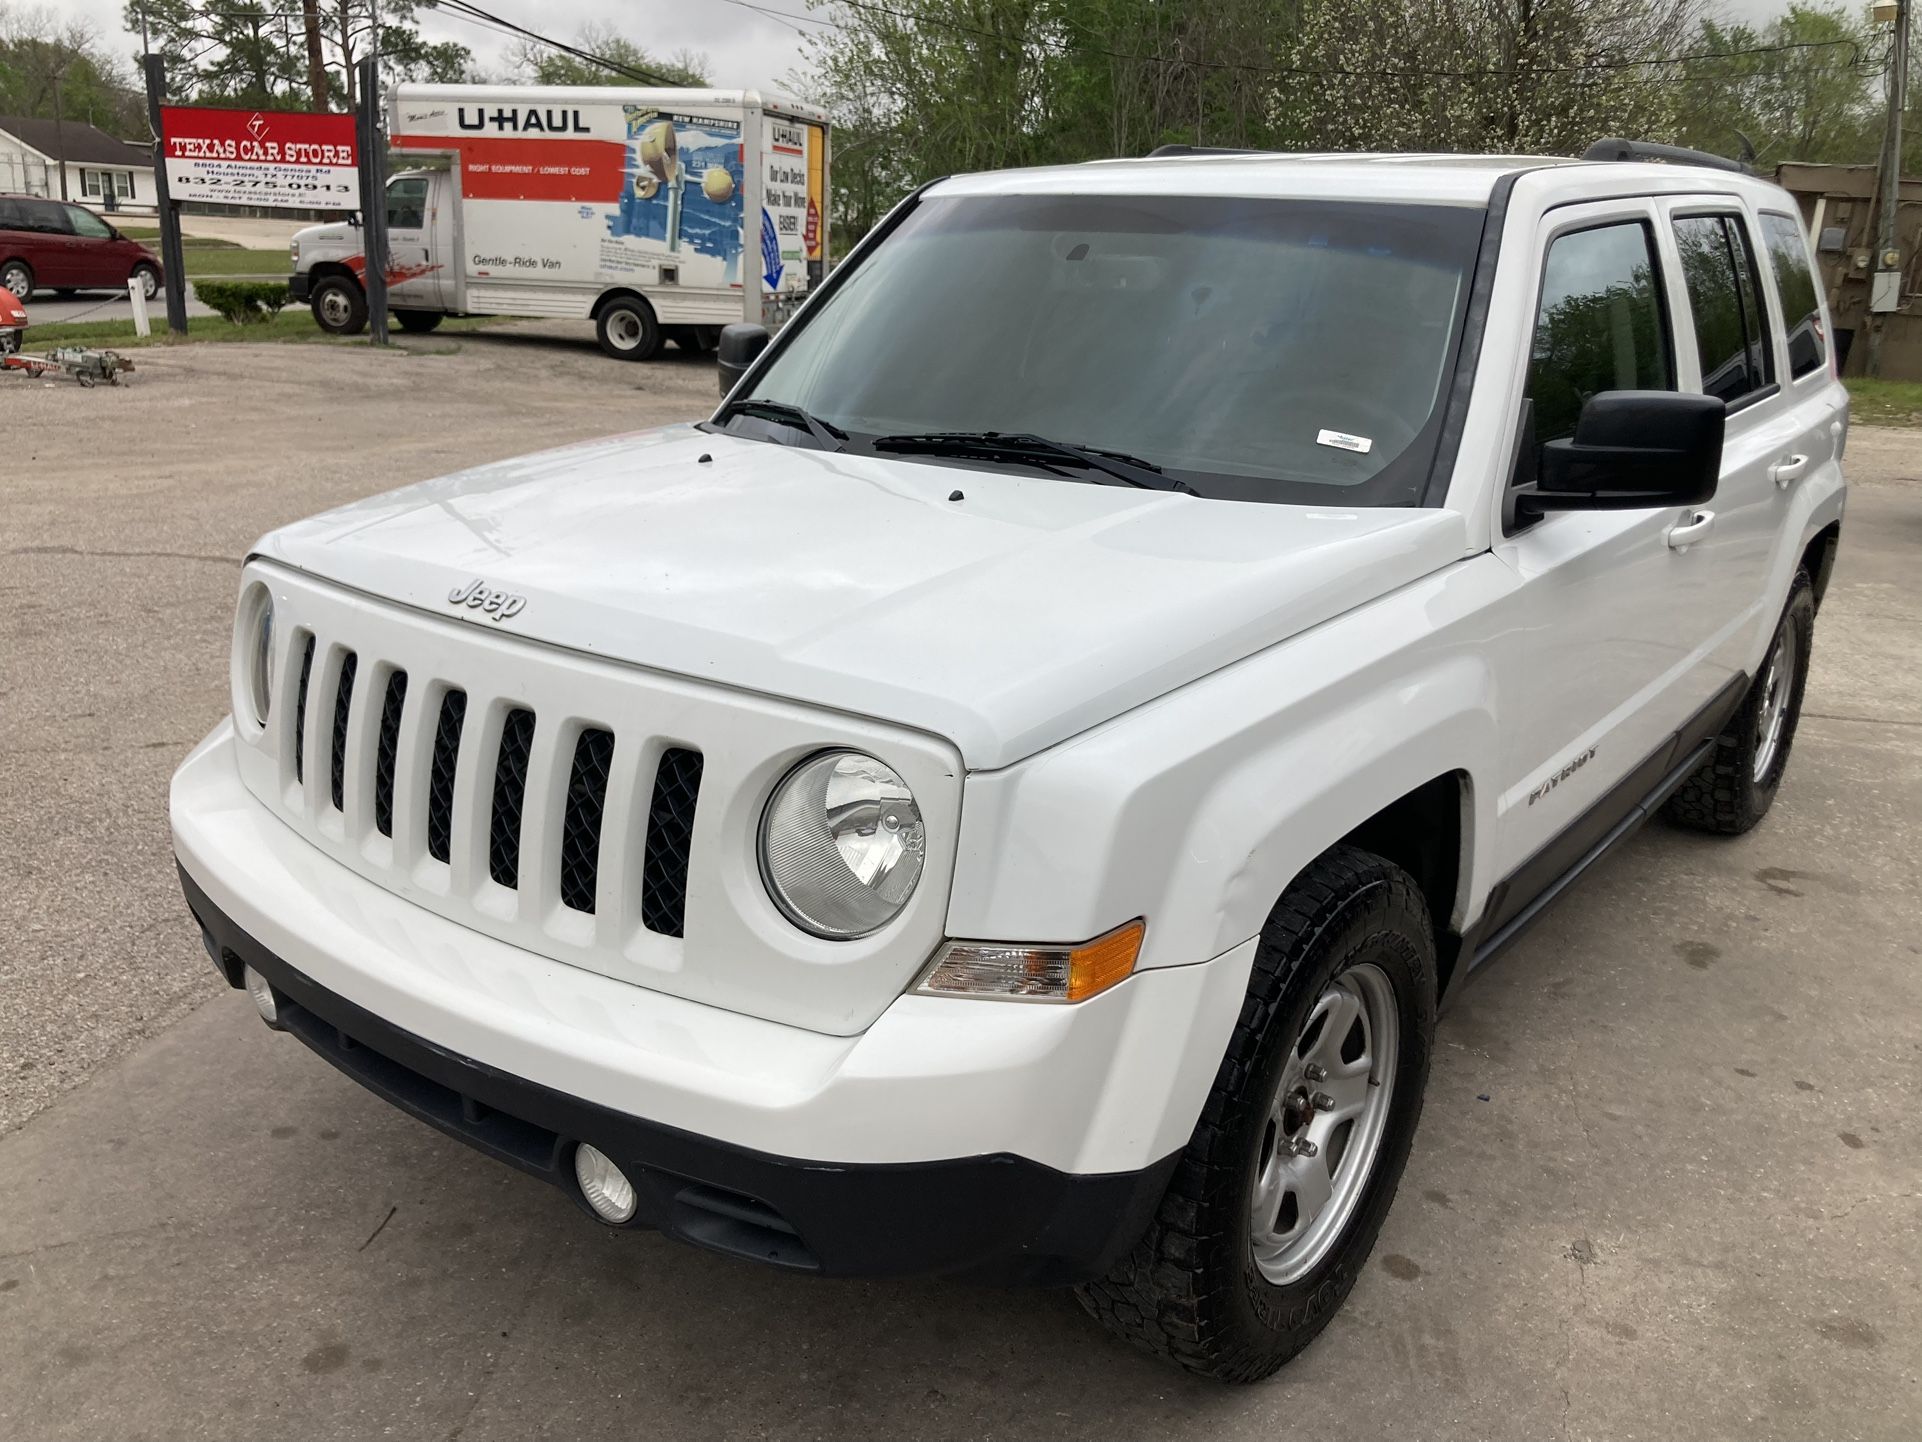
[1753,617,1799,783]
[137,267,158,299]
[605,309,642,350]
[2,265,28,299]
[1249,962,1400,1285]
[317,287,354,328]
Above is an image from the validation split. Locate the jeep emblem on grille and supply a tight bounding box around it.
[447,577,527,622]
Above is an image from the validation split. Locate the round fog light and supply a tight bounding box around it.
[574,1143,637,1224]
[242,965,281,1028]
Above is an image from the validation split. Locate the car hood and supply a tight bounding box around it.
[257,425,1469,768]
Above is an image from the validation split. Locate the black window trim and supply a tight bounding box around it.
[1670,206,1781,416]
[1759,207,1829,385]
[1505,206,1679,521]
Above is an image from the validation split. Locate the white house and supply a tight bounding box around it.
[0,115,156,216]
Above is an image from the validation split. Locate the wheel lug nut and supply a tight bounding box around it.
[1303,1063,1327,1082]
[1291,1138,1318,1158]
[1312,1092,1335,1111]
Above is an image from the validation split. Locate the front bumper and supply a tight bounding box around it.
[288,272,310,302]
[172,723,1254,1282]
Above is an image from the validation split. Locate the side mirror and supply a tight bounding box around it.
[716,322,770,398]
[1519,391,1724,518]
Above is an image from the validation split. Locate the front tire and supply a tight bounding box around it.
[1078,846,1437,1381]
[132,264,160,301]
[596,296,659,361]
[309,275,368,335]
[1664,570,1815,836]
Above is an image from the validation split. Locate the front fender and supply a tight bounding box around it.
[946,555,1514,970]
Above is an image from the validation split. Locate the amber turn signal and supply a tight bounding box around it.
[916,919,1146,1003]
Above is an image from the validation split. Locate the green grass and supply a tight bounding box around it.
[181,247,291,278]
[1844,378,1922,428]
[22,311,509,350]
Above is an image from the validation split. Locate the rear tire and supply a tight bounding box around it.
[310,275,368,335]
[1077,846,1437,1381]
[596,296,659,361]
[1,260,33,302]
[1664,570,1815,836]
[672,326,718,354]
[393,309,443,334]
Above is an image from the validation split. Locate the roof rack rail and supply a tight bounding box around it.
[1582,138,1750,174]
[1144,144,1270,159]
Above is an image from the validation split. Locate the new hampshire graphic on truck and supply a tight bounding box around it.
[284,84,829,360]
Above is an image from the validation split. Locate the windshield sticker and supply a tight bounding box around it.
[1316,429,1373,454]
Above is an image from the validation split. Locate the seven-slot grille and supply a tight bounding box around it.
[295,638,701,936]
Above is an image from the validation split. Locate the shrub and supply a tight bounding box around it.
[195,280,291,325]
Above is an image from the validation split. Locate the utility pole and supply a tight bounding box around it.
[50,71,69,200]
[141,53,189,336]
[1868,0,1911,378]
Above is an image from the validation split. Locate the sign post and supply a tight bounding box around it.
[355,57,389,346]
[142,55,189,337]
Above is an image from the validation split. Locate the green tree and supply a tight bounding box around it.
[505,24,707,87]
[1678,4,1879,165]
[0,5,145,133]
[124,0,472,110]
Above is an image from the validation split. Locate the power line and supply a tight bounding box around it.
[431,0,686,85]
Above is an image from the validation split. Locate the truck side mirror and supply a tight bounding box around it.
[1517,391,1724,518]
[717,323,771,398]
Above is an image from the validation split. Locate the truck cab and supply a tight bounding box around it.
[184,141,1845,1383]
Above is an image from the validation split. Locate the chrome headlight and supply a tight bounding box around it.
[237,582,274,726]
[760,751,925,938]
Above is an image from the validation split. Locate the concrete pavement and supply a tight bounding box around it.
[2,347,1917,1438]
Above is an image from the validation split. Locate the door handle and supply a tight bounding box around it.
[1666,510,1715,550]
[1770,453,1810,487]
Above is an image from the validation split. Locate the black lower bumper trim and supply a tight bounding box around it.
[288,273,311,302]
[177,863,1177,1285]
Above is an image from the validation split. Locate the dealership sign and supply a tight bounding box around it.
[160,106,358,208]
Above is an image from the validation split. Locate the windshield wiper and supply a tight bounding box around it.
[726,399,847,452]
[871,431,1197,495]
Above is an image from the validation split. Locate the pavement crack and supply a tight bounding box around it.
[444,1232,553,1442]
[357,1204,398,1252]
[1827,1189,1921,1221]
[5,544,237,567]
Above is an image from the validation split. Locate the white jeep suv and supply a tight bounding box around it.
[172,140,1846,1380]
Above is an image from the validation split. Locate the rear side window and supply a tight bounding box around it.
[1673,214,1776,405]
[1526,221,1673,446]
[1761,211,1826,378]
[21,199,73,234]
[0,198,21,229]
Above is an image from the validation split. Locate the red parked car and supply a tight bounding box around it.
[0,194,162,302]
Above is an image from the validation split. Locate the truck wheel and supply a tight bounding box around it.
[1665,569,1815,836]
[1,260,32,301]
[310,275,368,335]
[596,297,659,361]
[393,309,443,334]
[672,326,717,354]
[1078,846,1436,1381]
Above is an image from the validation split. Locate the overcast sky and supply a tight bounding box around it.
[51,0,1804,103]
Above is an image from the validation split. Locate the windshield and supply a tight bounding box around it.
[725,192,1486,505]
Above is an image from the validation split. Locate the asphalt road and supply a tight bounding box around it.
[23,285,217,326]
[2,339,1917,1439]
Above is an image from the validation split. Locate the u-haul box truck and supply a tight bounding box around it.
[287,83,830,360]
